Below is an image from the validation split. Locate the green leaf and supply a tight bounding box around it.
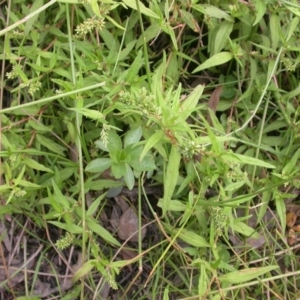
[180,84,204,120]
[110,149,124,163]
[129,147,156,172]
[213,21,233,55]
[36,134,65,156]
[13,180,41,188]
[23,157,54,173]
[0,184,11,192]
[227,194,256,205]
[73,260,95,282]
[231,221,259,238]
[220,152,275,169]
[122,0,159,19]
[16,296,40,300]
[48,188,63,214]
[219,266,278,284]
[137,23,161,48]
[140,130,165,161]
[88,179,123,191]
[151,54,166,101]
[126,50,143,83]
[57,0,79,3]
[86,217,120,246]
[198,264,208,298]
[136,153,156,172]
[157,199,186,211]
[107,130,123,152]
[180,10,199,32]
[193,4,233,22]
[163,287,170,300]
[162,23,178,51]
[224,180,245,192]
[13,64,29,83]
[110,259,139,268]
[123,163,134,190]
[275,196,286,233]
[176,228,210,248]
[6,106,41,116]
[162,146,181,216]
[27,119,53,133]
[105,15,125,30]
[177,174,195,195]
[282,149,300,176]
[193,52,233,73]
[199,114,221,153]
[95,139,109,152]
[166,52,180,83]
[69,108,105,121]
[52,179,71,210]
[124,126,142,147]
[85,158,112,173]
[48,221,83,234]
[90,0,101,17]
[24,0,43,36]
[283,84,300,101]
[87,193,107,216]
[286,17,299,41]
[270,14,280,50]
[14,165,26,186]
[118,40,137,61]
[286,6,300,17]
[111,161,126,179]
[253,0,266,26]
[208,110,225,133]
[53,68,72,80]
[49,51,58,69]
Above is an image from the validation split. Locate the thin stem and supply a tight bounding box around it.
[227,48,283,137]
[138,176,143,271]
[0,82,105,114]
[66,4,87,300]
[135,0,151,88]
[251,93,270,186]
[0,0,57,36]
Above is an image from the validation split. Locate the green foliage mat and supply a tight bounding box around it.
[1,0,300,299]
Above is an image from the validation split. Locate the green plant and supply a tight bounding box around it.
[86,126,156,189]
[2,0,300,298]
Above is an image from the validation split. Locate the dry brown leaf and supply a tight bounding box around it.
[118,207,146,242]
[286,203,300,215]
[286,211,297,228]
[69,143,78,163]
[0,220,10,252]
[229,207,277,251]
[31,278,58,298]
[288,229,297,246]
[244,235,266,249]
[115,196,130,213]
[110,204,122,231]
[120,248,137,260]
[207,86,223,125]
[293,224,300,232]
[120,249,137,272]
[0,257,34,292]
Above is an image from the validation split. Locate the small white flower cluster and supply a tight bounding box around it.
[179,140,202,160]
[211,206,228,237]
[74,18,105,39]
[15,189,26,198]
[101,124,109,148]
[119,88,160,117]
[55,232,74,250]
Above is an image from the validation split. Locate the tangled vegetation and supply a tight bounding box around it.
[1,0,300,299]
